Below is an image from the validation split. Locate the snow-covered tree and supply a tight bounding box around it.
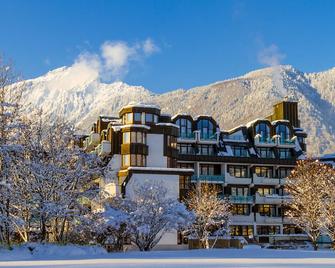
[285,160,328,250]
[9,113,102,244]
[104,180,193,251]
[0,57,25,248]
[185,184,231,249]
[320,164,335,249]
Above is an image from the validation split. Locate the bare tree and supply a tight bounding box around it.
[185,184,231,249]
[285,160,328,250]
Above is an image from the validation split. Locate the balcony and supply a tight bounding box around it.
[85,132,100,151]
[222,135,248,143]
[177,133,196,143]
[254,135,276,147]
[229,195,254,204]
[225,173,252,185]
[256,213,283,224]
[191,174,225,184]
[255,193,291,204]
[252,174,280,186]
[96,140,111,157]
[231,214,254,224]
[276,138,296,148]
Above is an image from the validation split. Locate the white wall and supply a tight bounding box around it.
[126,173,180,245]
[146,134,167,167]
[126,173,179,200]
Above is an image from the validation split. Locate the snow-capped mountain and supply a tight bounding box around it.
[21,65,335,156]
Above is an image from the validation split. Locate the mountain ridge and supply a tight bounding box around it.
[20,65,335,156]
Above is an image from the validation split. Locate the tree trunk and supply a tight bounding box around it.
[312,240,318,251]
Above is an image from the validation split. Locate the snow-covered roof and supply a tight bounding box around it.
[127,167,194,173]
[160,113,172,117]
[227,125,245,133]
[271,119,290,125]
[156,123,179,128]
[119,102,160,113]
[171,113,193,120]
[118,124,151,130]
[245,118,265,128]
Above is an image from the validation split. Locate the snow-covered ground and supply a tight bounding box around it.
[1,244,335,268]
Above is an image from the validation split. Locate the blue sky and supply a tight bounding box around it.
[1,0,335,92]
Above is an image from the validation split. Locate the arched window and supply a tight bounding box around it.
[176,118,193,138]
[276,125,290,142]
[255,123,270,142]
[197,119,214,139]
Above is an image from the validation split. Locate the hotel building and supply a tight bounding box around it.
[80,100,308,245]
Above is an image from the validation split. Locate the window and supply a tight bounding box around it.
[122,132,130,143]
[145,113,153,123]
[176,118,193,138]
[276,124,290,142]
[232,204,250,215]
[257,187,276,196]
[283,225,303,235]
[129,154,146,166]
[278,167,292,178]
[125,113,133,124]
[200,164,215,175]
[258,204,278,217]
[178,163,194,169]
[197,119,214,139]
[278,148,292,159]
[154,114,158,123]
[257,148,274,158]
[232,146,249,157]
[257,225,280,235]
[230,226,253,236]
[177,144,194,155]
[167,135,177,148]
[198,145,214,155]
[255,166,273,178]
[228,165,248,178]
[122,154,130,167]
[179,175,191,190]
[134,113,141,122]
[255,123,270,141]
[123,131,146,144]
[231,187,249,196]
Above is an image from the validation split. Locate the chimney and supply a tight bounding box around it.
[267,100,300,128]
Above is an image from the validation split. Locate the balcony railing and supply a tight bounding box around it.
[225,174,252,185]
[256,213,283,224]
[200,134,217,141]
[191,174,225,183]
[96,140,111,157]
[252,174,280,185]
[229,195,254,204]
[179,133,196,140]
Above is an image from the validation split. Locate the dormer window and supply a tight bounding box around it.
[176,118,192,138]
[276,124,290,142]
[197,119,214,139]
[255,123,270,141]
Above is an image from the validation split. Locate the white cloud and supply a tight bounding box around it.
[66,38,159,83]
[101,41,135,78]
[258,44,286,66]
[142,38,159,55]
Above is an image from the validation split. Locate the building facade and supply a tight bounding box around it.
[80,100,308,245]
